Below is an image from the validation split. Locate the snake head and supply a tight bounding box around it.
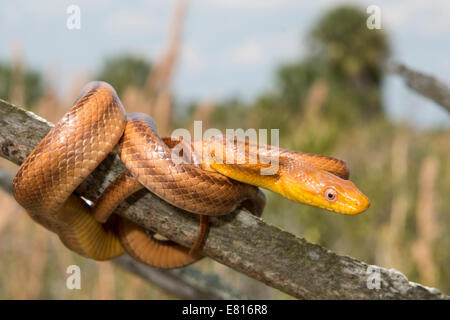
[279,164,370,215]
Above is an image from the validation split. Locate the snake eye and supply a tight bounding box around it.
[324,187,338,202]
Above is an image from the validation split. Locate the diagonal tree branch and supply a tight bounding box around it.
[0,98,447,299]
[390,62,450,113]
[0,169,13,194]
[113,254,246,300]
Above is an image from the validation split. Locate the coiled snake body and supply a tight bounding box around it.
[12,82,370,269]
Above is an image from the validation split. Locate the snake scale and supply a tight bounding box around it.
[12,81,370,269]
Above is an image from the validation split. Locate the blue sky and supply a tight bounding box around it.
[0,0,449,128]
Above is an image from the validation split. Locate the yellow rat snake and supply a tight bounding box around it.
[12,82,370,269]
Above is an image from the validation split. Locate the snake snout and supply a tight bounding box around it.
[337,182,370,215]
[354,192,371,213]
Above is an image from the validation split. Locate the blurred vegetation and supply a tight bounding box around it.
[0,4,449,299]
[0,61,43,106]
[96,55,152,97]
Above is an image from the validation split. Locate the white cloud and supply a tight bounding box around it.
[318,0,450,36]
[205,0,300,11]
[226,41,266,66]
[180,44,207,73]
[103,9,161,35]
[267,32,301,61]
[376,0,450,36]
[26,1,66,18]
[224,30,301,68]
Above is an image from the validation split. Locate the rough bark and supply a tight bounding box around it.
[0,98,447,299]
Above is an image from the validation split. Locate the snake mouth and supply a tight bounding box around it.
[279,181,371,215]
[292,185,371,215]
[355,195,371,214]
[331,194,371,215]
